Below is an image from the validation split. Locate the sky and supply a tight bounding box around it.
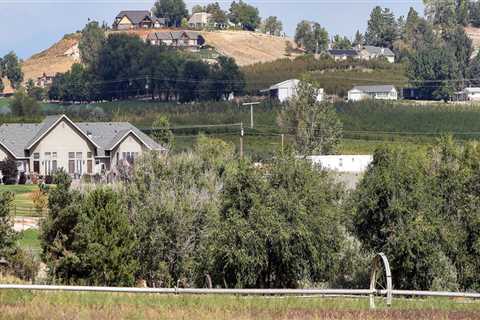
[0,0,424,59]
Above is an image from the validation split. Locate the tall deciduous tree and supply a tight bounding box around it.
[151,115,174,150]
[78,21,105,71]
[263,16,283,36]
[152,0,188,27]
[3,52,23,89]
[278,81,342,155]
[9,88,40,117]
[294,21,329,54]
[228,0,261,31]
[365,6,398,48]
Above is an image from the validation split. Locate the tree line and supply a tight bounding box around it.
[48,22,245,103]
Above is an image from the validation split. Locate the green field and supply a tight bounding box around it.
[0,291,479,320]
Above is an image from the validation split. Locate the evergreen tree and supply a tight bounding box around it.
[352,30,364,47]
[78,21,105,71]
[332,35,352,50]
[0,192,17,258]
[365,6,398,48]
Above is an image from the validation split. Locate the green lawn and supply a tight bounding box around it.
[0,292,479,320]
[0,185,39,216]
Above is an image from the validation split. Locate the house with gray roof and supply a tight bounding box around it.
[113,10,168,30]
[359,46,395,63]
[327,49,359,61]
[348,85,398,102]
[0,115,165,179]
[147,31,205,50]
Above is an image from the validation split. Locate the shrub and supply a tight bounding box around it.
[30,190,48,216]
[44,175,53,185]
[8,249,39,282]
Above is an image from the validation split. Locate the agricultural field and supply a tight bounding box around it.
[0,291,479,320]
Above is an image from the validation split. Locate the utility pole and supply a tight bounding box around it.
[240,122,244,159]
[281,134,284,152]
[242,102,260,129]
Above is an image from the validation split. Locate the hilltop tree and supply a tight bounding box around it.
[278,81,342,155]
[365,6,397,48]
[332,35,352,50]
[152,0,188,27]
[352,30,364,47]
[294,21,329,54]
[444,26,473,79]
[206,2,228,26]
[2,52,23,89]
[423,0,456,32]
[228,0,261,31]
[263,16,283,36]
[79,21,105,71]
[191,4,205,14]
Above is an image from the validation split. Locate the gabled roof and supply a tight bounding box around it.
[26,114,100,150]
[362,46,395,57]
[0,115,165,159]
[328,49,358,56]
[116,10,152,24]
[351,85,396,93]
[264,79,300,91]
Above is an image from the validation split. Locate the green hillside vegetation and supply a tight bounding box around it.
[241,55,406,95]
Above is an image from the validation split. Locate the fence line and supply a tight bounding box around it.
[1,284,480,300]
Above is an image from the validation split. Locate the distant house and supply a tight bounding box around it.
[261,79,324,103]
[0,114,165,178]
[328,49,359,61]
[359,46,395,63]
[147,31,205,50]
[113,10,167,30]
[188,12,212,29]
[36,73,56,88]
[348,85,398,102]
[462,87,480,101]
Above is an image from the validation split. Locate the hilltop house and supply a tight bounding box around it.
[348,85,398,101]
[113,10,168,30]
[147,31,205,50]
[188,12,212,29]
[261,79,324,103]
[327,49,359,61]
[0,115,165,178]
[359,46,395,63]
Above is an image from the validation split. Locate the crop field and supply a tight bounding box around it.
[0,291,479,320]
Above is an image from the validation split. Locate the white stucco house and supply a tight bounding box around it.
[348,85,398,102]
[0,114,165,178]
[462,87,480,101]
[262,79,324,103]
[359,46,395,63]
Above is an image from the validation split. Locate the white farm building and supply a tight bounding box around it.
[348,85,398,102]
[262,79,324,103]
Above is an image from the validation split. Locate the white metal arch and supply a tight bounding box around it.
[369,252,392,308]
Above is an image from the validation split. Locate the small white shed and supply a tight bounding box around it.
[262,79,324,103]
[463,87,480,101]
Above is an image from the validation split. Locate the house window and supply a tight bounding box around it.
[87,152,92,159]
[34,153,40,160]
[69,152,75,159]
[52,152,57,159]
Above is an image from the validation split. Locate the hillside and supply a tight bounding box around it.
[20,30,296,83]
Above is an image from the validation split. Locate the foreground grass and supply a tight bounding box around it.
[0,291,479,319]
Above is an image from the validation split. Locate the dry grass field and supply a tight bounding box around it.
[0,291,479,320]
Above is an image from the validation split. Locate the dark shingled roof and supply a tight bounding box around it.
[116,10,152,24]
[328,49,359,57]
